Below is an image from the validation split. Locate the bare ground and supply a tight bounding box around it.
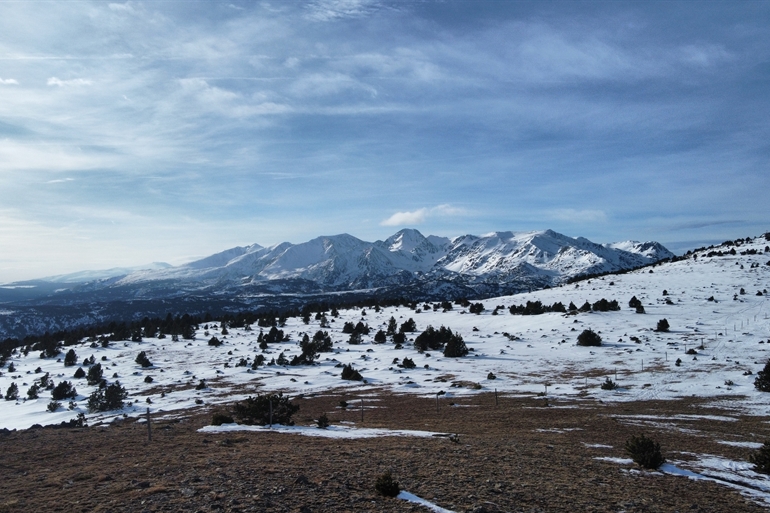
[1,391,769,513]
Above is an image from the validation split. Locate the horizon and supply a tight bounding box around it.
[1,1,768,283]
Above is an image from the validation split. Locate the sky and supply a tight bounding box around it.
[0,0,768,283]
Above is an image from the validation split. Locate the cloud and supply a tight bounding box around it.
[45,178,74,184]
[381,204,464,226]
[548,209,608,223]
[305,0,380,22]
[47,77,92,87]
[0,78,19,85]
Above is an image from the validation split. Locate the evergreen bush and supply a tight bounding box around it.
[656,319,670,332]
[51,380,77,400]
[87,381,128,412]
[135,351,152,368]
[5,382,18,401]
[317,413,330,429]
[750,441,770,474]
[625,434,664,469]
[341,364,363,381]
[211,413,234,426]
[74,367,86,379]
[576,329,602,347]
[86,363,103,386]
[232,393,298,426]
[755,360,770,391]
[374,472,400,497]
[64,349,77,367]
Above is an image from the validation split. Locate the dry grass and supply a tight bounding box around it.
[0,392,768,512]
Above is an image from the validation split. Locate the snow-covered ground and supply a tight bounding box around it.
[0,235,767,434]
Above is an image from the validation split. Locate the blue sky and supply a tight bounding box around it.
[0,0,768,282]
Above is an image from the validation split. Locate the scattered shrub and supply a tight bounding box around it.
[86,363,103,386]
[51,380,77,400]
[87,381,128,412]
[135,351,152,368]
[374,471,400,497]
[208,336,222,347]
[443,331,469,357]
[341,364,363,381]
[576,329,602,347]
[755,360,770,391]
[232,393,298,426]
[47,400,61,412]
[211,413,234,426]
[400,357,416,369]
[750,441,770,474]
[74,367,86,379]
[27,383,40,399]
[317,413,330,429]
[487,372,496,380]
[5,382,18,401]
[625,434,664,469]
[600,377,618,390]
[656,319,670,332]
[64,349,78,367]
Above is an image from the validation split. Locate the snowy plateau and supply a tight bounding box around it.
[1,231,770,507]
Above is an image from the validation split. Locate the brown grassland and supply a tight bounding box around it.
[0,391,768,512]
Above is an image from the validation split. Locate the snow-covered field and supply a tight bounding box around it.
[0,235,768,433]
[0,234,768,506]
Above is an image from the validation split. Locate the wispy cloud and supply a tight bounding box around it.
[47,77,92,87]
[381,205,465,227]
[305,0,380,22]
[0,1,767,281]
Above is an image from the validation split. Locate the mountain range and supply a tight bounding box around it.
[0,228,674,337]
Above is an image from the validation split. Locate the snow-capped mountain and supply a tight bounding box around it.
[0,228,673,338]
[112,228,673,294]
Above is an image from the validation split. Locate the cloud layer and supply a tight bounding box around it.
[0,1,768,281]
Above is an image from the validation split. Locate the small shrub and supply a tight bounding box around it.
[341,364,363,381]
[487,372,496,380]
[755,360,770,391]
[64,349,78,367]
[208,336,223,347]
[87,363,104,386]
[232,393,299,426]
[625,434,664,469]
[51,381,77,400]
[374,471,400,497]
[135,351,152,368]
[750,441,770,474]
[656,319,670,332]
[27,383,40,399]
[675,358,682,367]
[211,412,234,426]
[74,367,86,379]
[87,381,128,412]
[576,329,602,347]
[47,400,61,412]
[601,377,618,390]
[5,382,18,401]
[317,413,330,429]
[144,375,153,383]
[400,357,416,369]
